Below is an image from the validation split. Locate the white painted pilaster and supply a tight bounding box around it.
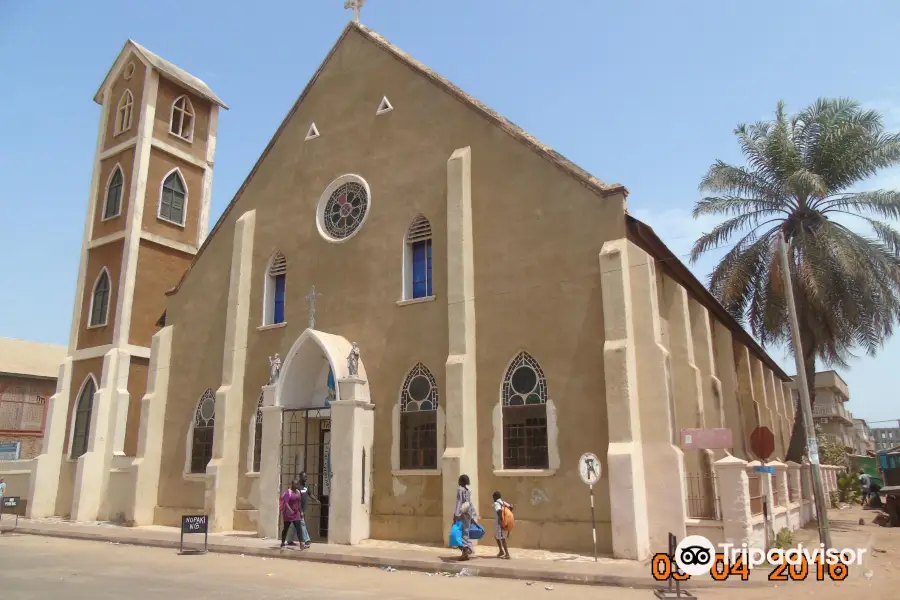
[441,146,480,543]
[68,88,112,354]
[28,358,74,517]
[130,325,173,525]
[205,209,256,531]
[113,68,159,349]
[198,105,219,245]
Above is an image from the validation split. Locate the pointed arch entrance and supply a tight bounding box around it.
[258,329,374,545]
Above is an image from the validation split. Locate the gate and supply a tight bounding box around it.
[280,408,331,541]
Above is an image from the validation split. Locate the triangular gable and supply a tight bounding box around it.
[167,22,626,296]
[94,40,227,109]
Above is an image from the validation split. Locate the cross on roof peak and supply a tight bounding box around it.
[344,0,366,24]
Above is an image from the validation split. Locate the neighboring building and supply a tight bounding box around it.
[873,426,900,452]
[3,22,799,559]
[0,338,67,460]
[852,418,876,455]
[790,370,856,450]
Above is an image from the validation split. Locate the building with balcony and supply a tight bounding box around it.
[0,338,67,460]
[852,418,876,455]
[790,370,856,450]
[873,426,900,452]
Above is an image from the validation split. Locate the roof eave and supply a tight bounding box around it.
[625,213,792,382]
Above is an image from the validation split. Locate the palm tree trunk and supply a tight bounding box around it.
[784,330,817,463]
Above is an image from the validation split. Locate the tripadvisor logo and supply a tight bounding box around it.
[651,535,865,583]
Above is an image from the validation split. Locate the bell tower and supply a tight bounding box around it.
[29,41,227,521]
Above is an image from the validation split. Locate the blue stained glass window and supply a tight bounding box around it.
[412,239,432,299]
[274,274,286,324]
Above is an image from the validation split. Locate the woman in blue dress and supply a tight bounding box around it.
[454,474,477,560]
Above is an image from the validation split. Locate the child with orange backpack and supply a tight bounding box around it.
[492,491,514,559]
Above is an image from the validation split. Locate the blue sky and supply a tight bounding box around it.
[1,1,898,425]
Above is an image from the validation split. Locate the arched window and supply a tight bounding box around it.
[399,363,439,470]
[262,252,287,326]
[251,393,263,472]
[501,351,549,469]
[189,389,216,474]
[89,269,111,327]
[103,166,124,219]
[170,95,195,141]
[71,376,97,459]
[159,170,187,226]
[403,215,433,300]
[115,89,133,135]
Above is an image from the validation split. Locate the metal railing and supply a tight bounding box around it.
[812,403,852,422]
[684,472,721,520]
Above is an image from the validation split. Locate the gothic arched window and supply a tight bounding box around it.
[89,269,111,327]
[399,363,438,470]
[501,351,549,469]
[115,89,133,135]
[104,166,124,219]
[263,252,287,325]
[70,376,97,459]
[170,95,195,141]
[403,215,433,300]
[189,389,216,474]
[159,169,187,226]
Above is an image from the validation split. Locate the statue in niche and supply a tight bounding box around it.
[268,353,282,385]
[347,343,360,377]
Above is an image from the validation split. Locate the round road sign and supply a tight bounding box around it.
[579,452,602,485]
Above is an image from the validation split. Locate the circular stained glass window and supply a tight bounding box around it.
[408,376,431,402]
[511,366,537,396]
[323,181,369,240]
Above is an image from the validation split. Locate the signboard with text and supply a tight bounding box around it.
[179,515,209,554]
[680,428,733,450]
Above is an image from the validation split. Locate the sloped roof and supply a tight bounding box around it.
[94,40,228,109]
[625,215,792,382]
[0,337,66,380]
[167,22,625,296]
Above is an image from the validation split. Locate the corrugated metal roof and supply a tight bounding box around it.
[0,337,66,380]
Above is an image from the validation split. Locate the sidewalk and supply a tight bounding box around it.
[0,511,872,590]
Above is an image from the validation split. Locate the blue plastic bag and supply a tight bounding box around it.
[469,522,486,541]
[448,521,463,548]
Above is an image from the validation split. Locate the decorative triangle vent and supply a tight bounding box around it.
[305,123,320,140]
[376,96,393,115]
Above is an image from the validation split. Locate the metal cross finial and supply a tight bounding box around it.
[305,286,323,329]
[344,0,366,23]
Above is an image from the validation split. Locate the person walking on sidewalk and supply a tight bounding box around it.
[279,481,305,549]
[297,472,317,548]
[454,474,477,561]
[492,491,513,559]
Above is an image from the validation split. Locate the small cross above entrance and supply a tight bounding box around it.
[305,286,323,329]
[344,0,366,23]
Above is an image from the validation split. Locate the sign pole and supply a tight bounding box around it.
[589,483,597,562]
[778,231,832,549]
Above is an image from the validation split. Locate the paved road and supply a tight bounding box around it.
[0,531,891,599]
[0,534,647,600]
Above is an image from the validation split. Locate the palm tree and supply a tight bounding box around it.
[690,98,900,463]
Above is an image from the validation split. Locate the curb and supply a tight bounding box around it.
[6,526,774,590]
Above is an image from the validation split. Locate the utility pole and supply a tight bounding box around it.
[778,230,833,549]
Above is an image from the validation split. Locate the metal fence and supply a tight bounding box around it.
[684,472,721,520]
[747,469,763,516]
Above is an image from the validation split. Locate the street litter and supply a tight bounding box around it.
[865,571,873,579]
[545,585,554,590]
[381,566,397,572]
[526,581,534,586]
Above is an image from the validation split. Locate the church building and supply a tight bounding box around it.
[3,20,799,560]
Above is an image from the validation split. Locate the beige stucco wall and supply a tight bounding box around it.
[158,28,624,550]
[102,52,146,153]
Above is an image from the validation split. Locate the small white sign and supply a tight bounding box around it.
[807,437,820,465]
[579,452,602,486]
